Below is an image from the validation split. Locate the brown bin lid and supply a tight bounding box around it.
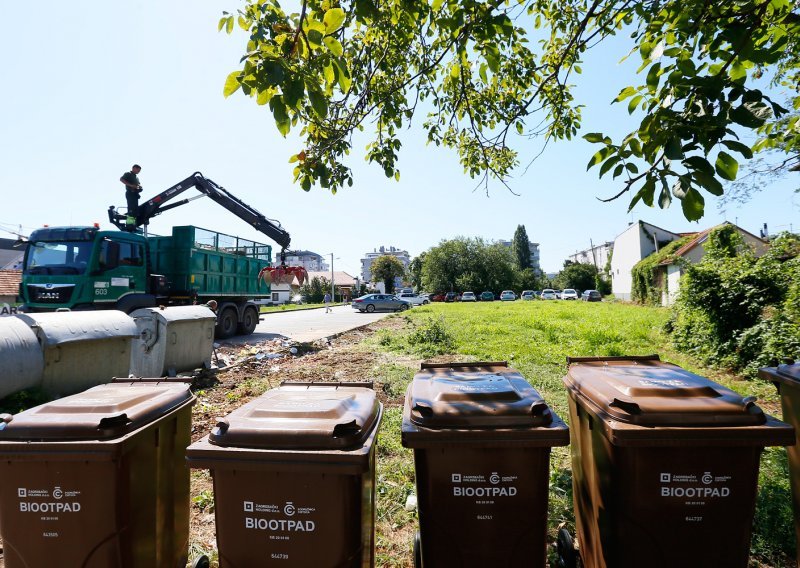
[0,383,193,441]
[406,362,554,429]
[565,358,766,426]
[759,362,800,387]
[209,384,380,450]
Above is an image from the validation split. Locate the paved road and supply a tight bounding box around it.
[223,304,396,344]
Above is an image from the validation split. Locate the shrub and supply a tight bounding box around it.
[406,316,455,357]
[671,228,800,376]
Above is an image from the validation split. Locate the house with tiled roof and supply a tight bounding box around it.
[657,223,768,305]
[0,269,22,314]
[267,271,359,304]
[0,238,26,270]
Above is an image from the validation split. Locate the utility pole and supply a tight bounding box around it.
[330,253,335,303]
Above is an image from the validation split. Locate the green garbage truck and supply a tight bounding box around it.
[19,172,293,338]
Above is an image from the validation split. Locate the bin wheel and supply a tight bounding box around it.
[191,555,210,568]
[413,531,422,568]
[557,527,578,568]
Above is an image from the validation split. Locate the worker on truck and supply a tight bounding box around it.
[120,164,143,226]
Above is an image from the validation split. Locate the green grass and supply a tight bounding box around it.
[371,300,794,567]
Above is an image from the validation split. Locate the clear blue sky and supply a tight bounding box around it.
[1,1,797,275]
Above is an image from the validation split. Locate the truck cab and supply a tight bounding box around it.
[21,226,150,313]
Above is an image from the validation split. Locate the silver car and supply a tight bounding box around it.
[352,294,411,313]
[541,289,557,300]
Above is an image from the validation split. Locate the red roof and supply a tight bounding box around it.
[0,269,21,296]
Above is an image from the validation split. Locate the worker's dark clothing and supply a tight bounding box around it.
[121,171,141,222]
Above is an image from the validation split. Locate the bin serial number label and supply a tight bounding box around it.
[271,553,289,560]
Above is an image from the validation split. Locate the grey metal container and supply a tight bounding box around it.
[16,311,137,397]
[129,306,216,378]
[0,317,45,399]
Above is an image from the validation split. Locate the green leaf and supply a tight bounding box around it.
[218,17,227,32]
[658,183,672,209]
[693,170,724,196]
[323,8,346,32]
[627,95,643,114]
[270,97,290,136]
[672,176,689,199]
[256,89,273,106]
[323,37,343,56]
[583,132,605,143]
[223,71,241,97]
[730,101,772,128]
[599,155,622,177]
[680,187,705,221]
[333,58,351,92]
[683,156,714,175]
[646,62,661,91]
[432,0,445,10]
[586,146,613,170]
[721,140,754,159]
[664,138,683,160]
[323,63,335,87]
[628,177,656,212]
[614,86,637,103]
[226,15,234,34]
[307,86,329,119]
[715,151,739,181]
[307,29,324,48]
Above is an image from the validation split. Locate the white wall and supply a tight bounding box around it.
[611,221,680,301]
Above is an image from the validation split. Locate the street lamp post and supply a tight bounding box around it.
[330,253,335,302]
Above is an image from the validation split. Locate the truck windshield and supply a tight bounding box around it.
[24,241,94,275]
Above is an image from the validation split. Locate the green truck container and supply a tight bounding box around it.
[20,225,272,338]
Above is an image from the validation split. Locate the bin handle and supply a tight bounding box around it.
[98,413,131,430]
[530,401,553,423]
[214,417,230,434]
[412,402,433,419]
[742,396,763,415]
[0,414,12,429]
[608,397,641,415]
[332,420,361,438]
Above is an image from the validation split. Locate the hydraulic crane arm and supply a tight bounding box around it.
[108,172,292,253]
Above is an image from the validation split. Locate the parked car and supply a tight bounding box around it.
[541,289,557,300]
[352,294,411,313]
[461,291,477,302]
[444,292,460,302]
[534,291,542,299]
[554,289,563,299]
[500,290,516,301]
[480,291,495,301]
[397,292,429,305]
[581,289,602,302]
[520,290,535,301]
[430,293,446,302]
[561,288,579,300]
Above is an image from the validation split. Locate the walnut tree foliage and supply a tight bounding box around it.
[370,254,406,292]
[219,0,800,220]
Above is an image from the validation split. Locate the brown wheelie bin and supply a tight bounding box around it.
[759,361,800,565]
[401,362,569,568]
[0,381,195,567]
[186,382,382,567]
[561,355,795,568]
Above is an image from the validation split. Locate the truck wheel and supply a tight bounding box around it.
[366,304,375,313]
[215,307,238,339]
[237,306,259,335]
